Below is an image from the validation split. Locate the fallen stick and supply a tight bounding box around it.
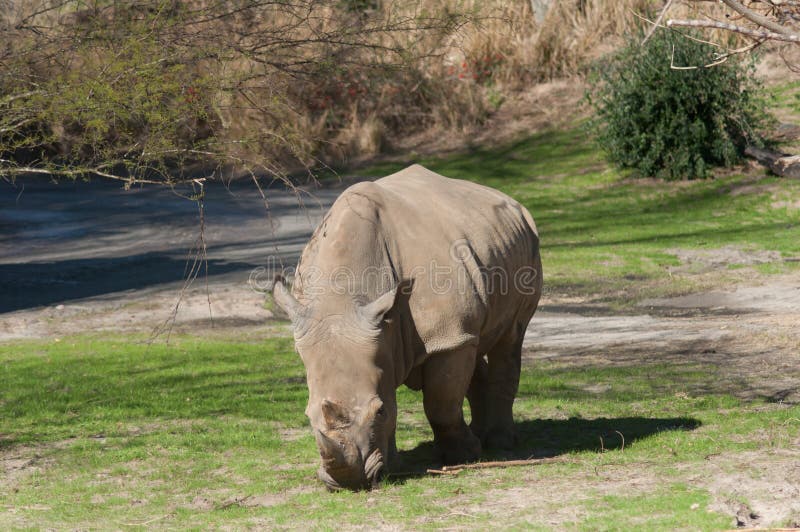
[426,456,565,475]
[119,514,169,527]
[426,468,461,475]
[216,495,251,510]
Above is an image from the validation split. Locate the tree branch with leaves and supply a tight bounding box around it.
[0,0,475,186]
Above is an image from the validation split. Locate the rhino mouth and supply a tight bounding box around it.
[318,449,384,491]
[317,466,345,491]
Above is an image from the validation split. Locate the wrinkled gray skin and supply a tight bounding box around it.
[273,165,542,491]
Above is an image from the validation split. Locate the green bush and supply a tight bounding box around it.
[589,30,770,180]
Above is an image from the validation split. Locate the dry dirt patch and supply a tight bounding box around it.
[696,450,800,528]
[773,198,800,210]
[663,246,785,275]
[0,439,77,498]
[186,484,315,512]
[425,463,661,529]
[425,448,800,529]
[641,278,800,314]
[529,275,800,403]
[0,281,284,342]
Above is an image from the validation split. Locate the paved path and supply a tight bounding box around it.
[0,177,338,313]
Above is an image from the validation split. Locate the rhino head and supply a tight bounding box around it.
[272,276,398,491]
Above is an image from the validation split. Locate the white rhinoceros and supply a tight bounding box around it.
[273,164,541,490]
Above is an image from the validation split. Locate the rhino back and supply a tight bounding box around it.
[294,164,540,364]
[375,165,540,355]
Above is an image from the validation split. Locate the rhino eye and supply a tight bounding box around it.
[376,406,385,417]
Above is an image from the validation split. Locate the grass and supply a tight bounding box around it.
[2,335,798,529]
[359,123,800,306]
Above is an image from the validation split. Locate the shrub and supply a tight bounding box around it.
[589,30,770,180]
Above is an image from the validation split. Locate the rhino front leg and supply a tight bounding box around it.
[422,347,482,465]
[485,330,525,450]
[388,432,398,462]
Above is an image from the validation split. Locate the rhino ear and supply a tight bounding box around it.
[357,287,398,329]
[272,275,304,322]
[321,398,352,428]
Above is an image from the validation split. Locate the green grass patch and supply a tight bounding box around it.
[576,484,732,531]
[2,336,798,528]
[768,79,800,126]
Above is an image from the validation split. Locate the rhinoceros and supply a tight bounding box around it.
[272,164,541,490]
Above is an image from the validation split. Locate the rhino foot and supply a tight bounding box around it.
[484,428,516,450]
[439,430,482,466]
[469,421,486,443]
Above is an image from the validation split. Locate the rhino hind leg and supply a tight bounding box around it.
[466,354,490,442]
[422,347,482,465]
[484,328,525,450]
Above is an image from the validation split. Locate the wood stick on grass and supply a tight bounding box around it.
[425,456,566,476]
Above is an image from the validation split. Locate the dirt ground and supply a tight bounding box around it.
[527,274,800,404]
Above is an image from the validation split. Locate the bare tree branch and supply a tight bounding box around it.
[663,0,800,51]
[719,0,797,36]
[667,18,800,42]
[642,0,674,44]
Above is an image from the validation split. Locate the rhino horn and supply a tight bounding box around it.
[316,428,346,463]
[272,275,304,322]
[321,398,352,429]
[357,287,398,329]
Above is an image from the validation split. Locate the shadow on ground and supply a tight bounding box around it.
[390,416,700,482]
[0,254,259,313]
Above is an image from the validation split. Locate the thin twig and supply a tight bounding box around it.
[615,430,625,452]
[426,468,460,475]
[196,180,213,329]
[216,495,251,510]
[0,163,165,185]
[148,180,211,343]
[119,514,169,527]
[669,40,764,70]
[642,0,674,45]
[630,10,724,48]
[425,456,566,475]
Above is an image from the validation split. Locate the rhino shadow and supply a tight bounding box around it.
[389,415,699,483]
